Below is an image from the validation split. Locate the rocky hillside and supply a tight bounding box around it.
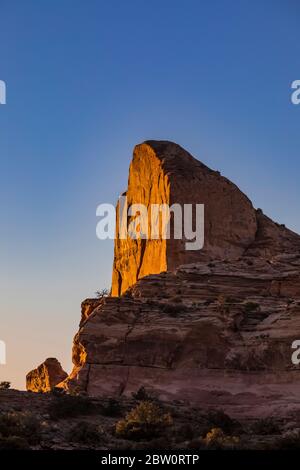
[1,389,297,450]
[30,141,300,420]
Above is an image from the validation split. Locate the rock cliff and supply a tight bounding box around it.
[112,141,258,296]
[63,141,300,419]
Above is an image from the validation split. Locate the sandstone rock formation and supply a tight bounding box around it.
[26,358,67,393]
[112,141,258,296]
[80,298,103,327]
[63,140,300,419]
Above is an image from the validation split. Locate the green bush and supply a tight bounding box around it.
[116,401,172,440]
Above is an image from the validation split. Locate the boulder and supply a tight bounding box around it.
[26,358,67,393]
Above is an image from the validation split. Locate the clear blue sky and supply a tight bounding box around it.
[0,0,299,389]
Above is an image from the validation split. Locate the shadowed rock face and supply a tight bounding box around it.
[63,141,300,419]
[26,358,67,393]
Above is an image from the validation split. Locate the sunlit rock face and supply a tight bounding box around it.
[111,141,258,296]
[64,141,300,419]
[26,358,67,393]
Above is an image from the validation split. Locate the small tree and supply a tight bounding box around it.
[132,386,154,401]
[0,381,11,390]
[95,288,109,299]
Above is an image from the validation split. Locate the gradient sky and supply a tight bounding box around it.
[0,0,300,389]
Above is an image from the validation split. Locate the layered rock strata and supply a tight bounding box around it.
[62,141,300,418]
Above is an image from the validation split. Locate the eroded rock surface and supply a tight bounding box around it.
[64,141,300,419]
[26,358,67,393]
[112,141,258,296]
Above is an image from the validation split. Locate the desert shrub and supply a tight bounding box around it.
[244,301,259,313]
[100,398,121,417]
[132,386,154,402]
[95,288,109,299]
[0,411,41,444]
[48,394,94,419]
[207,409,241,435]
[116,401,172,440]
[0,435,30,450]
[0,381,11,390]
[68,421,102,445]
[202,427,240,449]
[132,386,147,401]
[250,417,280,435]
